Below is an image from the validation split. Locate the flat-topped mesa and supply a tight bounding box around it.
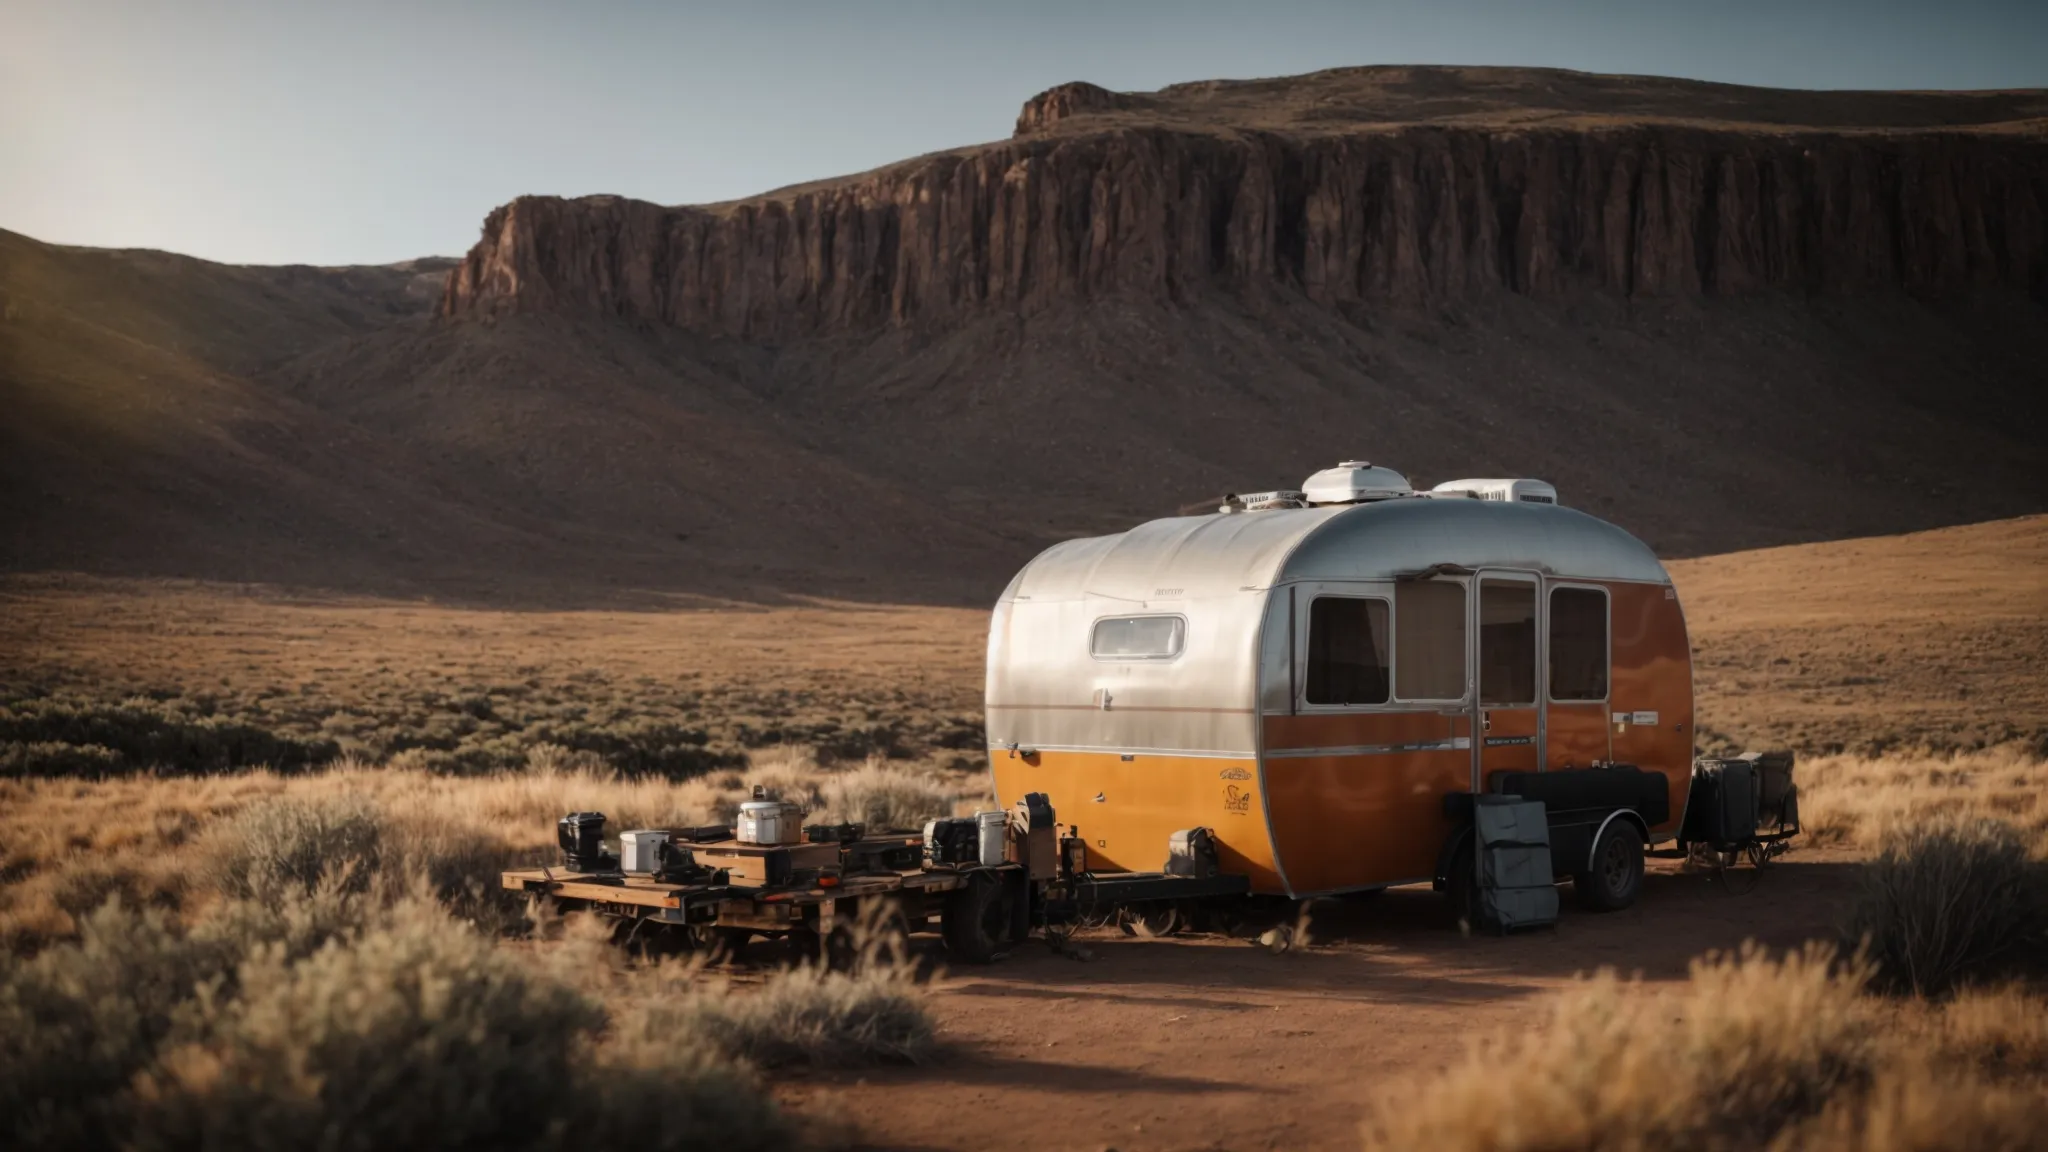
[439,69,2048,342]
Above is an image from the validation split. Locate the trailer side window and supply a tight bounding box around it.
[1090,615,1185,660]
[1395,581,1467,700]
[1304,597,1389,705]
[1479,579,1537,705]
[1549,586,1609,700]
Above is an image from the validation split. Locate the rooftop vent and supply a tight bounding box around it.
[1301,461,1414,505]
[1429,478,1560,505]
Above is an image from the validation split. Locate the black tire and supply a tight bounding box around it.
[941,873,1015,964]
[1118,904,1184,938]
[1575,821,1645,912]
[1443,841,1478,929]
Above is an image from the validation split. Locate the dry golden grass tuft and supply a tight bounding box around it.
[1796,746,2047,855]
[1360,946,2048,1152]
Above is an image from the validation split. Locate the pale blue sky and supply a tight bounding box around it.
[4,0,2043,266]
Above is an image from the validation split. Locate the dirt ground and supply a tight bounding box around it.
[780,852,1857,1151]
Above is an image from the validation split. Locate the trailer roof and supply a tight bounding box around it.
[1003,498,1669,604]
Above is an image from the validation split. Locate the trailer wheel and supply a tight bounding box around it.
[1118,903,1184,938]
[1576,822,1645,912]
[1443,843,1479,929]
[941,873,1015,964]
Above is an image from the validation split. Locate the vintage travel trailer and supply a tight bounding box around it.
[985,461,1701,910]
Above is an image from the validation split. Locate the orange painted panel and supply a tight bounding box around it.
[987,749,1281,891]
[1261,710,1470,894]
[1546,703,1611,769]
[1607,582,1695,835]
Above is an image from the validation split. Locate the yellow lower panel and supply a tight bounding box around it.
[1264,751,1470,893]
[988,749,1282,893]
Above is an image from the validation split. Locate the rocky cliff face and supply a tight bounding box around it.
[442,72,2048,341]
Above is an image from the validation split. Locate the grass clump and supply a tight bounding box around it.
[1360,945,2048,1152]
[681,962,936,1069]
[200,794,384,898]
[1839,817,2046,995]
[1360,943,1877,1151]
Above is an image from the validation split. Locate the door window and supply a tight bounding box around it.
[1479,579,1537,705]
[1304,597,1390,705]
[1394,581,1467,700]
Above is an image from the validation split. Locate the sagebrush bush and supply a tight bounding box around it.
[2,890,796,1152]
[1840,817,2046,995]
[1360,943,1877,1151]
[0,697,337,776]
[132,899,602,1151]
[0,883,371,1151]
[0,740,124,777]
[681,962,937,1069]
[1776,1066,2048,1151]
[201,794,384,898]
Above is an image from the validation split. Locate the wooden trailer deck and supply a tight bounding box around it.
[499,861,977,912]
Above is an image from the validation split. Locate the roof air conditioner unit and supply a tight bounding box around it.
[1301,461,1413,505]
[1429,478,1560,505]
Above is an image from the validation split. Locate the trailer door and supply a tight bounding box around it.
[1473,571,1542,787]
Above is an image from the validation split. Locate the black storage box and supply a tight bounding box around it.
[1484,764,1671,826]
[1683,759,1758,844]
[924,816,980,866]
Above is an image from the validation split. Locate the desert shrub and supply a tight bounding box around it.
[0,740,124,777]
[0,696,337,776]
[0,882,370,1149]
[1928,987,2048,1081]
[672,962,936,1069]
[3,891,793,1152]
[522,719,743,779]
[200,794,384,898]
[821,756,961,831]
[50,860,148,918]
[0,901,222,1149]
[1360,942,1877,1151]
[1776,1067,2048,1152]
[131,899,603,1151]
[380,814,521,929]
[1840,817,2046,995]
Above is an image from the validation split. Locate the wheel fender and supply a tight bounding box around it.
[1590,808,1649,858]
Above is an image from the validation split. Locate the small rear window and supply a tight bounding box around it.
[1090,615,1185,660]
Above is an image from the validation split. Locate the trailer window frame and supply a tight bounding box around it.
[1392,578,1470,704]
[1478,575,1540,707]
[1088,613,1188,662]
[1546,583,1610,703]
[1300,593,1392,708]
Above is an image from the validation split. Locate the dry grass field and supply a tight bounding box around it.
[2,515,2044,1148]
[1675,515,2048,756]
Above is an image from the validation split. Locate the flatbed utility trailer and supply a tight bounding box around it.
[504,803,1250,965]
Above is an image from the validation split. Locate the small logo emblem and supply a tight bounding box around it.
[1223,785,1252,814]
[1219,766,1252,781]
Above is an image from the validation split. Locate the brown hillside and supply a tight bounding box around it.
[5,67,2047,602]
